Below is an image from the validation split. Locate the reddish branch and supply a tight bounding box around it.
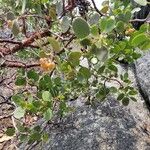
[0,29,51,57]
[0,39,22,44]
[1,60,40,68]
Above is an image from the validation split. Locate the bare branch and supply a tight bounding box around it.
[0,29,51,57]
[91,0,104,16]
[1,60,40,68]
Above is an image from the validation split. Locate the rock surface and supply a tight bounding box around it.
[22,98,150,150]
[135,51,150,107]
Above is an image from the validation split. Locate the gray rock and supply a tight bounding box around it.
[135,51,150,107]
[0,29,12,39]
[22,95,150,150]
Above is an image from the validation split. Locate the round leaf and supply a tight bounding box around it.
[6,127,15,136]
[15,76,26,86]
[14,107,25,119]
[44,108,53,121]
[27,69,39,81]
[72,17,90,39]
[122,97,130,106]
[48,37,61,52]
[61,16,71,33]
[42,91,51,101]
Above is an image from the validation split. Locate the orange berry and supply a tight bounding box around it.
[125,28,135,35]
[39,58,55,72]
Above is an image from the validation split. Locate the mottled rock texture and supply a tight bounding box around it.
[22,97,150,150]
[135,51,150,107]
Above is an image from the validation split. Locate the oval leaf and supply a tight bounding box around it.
[14,107,25,119]
[6,127,15,136]
[61,16,71,33]
[131,33,147,47]
[44,108,53,121]
[48,37,61,52]
[42,91,51,101]
[72,17,90,39]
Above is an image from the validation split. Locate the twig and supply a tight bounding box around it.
[1,60,40,68]
[130,18,147,23]
[19,14,45,20]
[0,29,51,57]
[0,113,13,119]
[0,39,22,45]
[102,75,123,88]
[91,0,104,16]
[64,35,76,47]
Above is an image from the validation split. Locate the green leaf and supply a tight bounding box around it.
[33,126,41,132]
[109,87,117,93]
[96,87,109,100]
[116,21,125,32]
[78,67,91,79]
[42,132,49,142]
[134,0,147,6]
[130,97,137,102]
[20,134,28,142]
[39,74,52,91]
[12,20,20,36]
[108,64,118,72]
[91,25,99,36]
[128,90,138,95]
[6,12,15,20]
[80,38,91,47]
[48,37,61,52]
[124,73,128,80]
[68,51,81,66]
[131,33,147,47]
[100,18,116,33]
[140,39,150,50]
[72,17,90,39]
[49,4,57,20]
[14,107,25,119]
[27,69,39,81]
[122,97,130,106]
[44,108,53,121]
[89,13,100,25]
[11,94,24,106]
[42,91,52,101]
[61,16,71,33]
[124,10,131,22]
[117,93,125,101]
[15,76,26,86]
[29,132,41,142]
[98,65,105,74]
[6,127,15,136]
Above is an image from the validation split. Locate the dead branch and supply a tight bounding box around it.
[1,60,40,68]
[0,29,51,57]
[91,0,104,16]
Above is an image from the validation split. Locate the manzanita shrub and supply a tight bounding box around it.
[0,0,150,145]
